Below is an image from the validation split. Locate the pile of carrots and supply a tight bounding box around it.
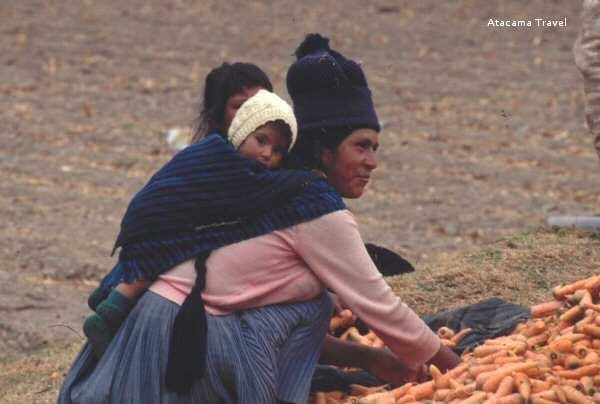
[311,274,600,403]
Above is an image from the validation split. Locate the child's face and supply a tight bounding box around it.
[238,124,290,169]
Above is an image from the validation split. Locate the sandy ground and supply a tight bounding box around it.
[0,0,598,360]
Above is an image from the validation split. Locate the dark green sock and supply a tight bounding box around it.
[87,287,108,311]
[83,290,134,359]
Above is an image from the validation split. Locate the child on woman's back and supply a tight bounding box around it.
[84,89,297,358]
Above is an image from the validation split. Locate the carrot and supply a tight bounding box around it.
[496,393,526,404]
[433,388,451,401]
[513,372,532,402]
[474,345,504,358]
[470,364,501,377]
[436,362,470,389]
[564,354,583,369]
[347,329,371,346]
[593,340,600,350]
[579,376,596,396]
[561,306,585,324]
[553,279,590,299]
[329,309,354,333]
[585,303,600,314]
[583,325,600,338]
[582,351,600,365]
[531,398,560,404]
[575,342,591,358]
[584,275,600,295]
[555,364,600,379]
[356,391,392,404]
[371,337,385,348]
[390,382,414,399]
[395,394,416,403]
[406,380,434,400]
[441,339,457,348]
[523,320,547,337]
[477,350,509,365]
[531,390,558,401]
[580,290,594,307]
[461,391,488,404]
[531,379,552,394]
[478,362,539,392]
[437,326,455,339]
[495,356,523,365]
[562,385,594,404]
[552,385,568,404]
[451,327,473,344]
[494,375,515,398]
[532,301,564,318]
[528,332,549,349]
[349,384,387,396]
[429,364,443,385]
[315,392,327,404]
[549,338,574,353]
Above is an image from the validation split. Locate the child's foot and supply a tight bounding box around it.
[83,290,134,359]
[87,287,108,311]
[83,314,115,359]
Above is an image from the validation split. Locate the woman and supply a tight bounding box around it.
[59,35,459,404]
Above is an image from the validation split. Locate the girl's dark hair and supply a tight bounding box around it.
[284,126,354,170]
[191,62,273,143]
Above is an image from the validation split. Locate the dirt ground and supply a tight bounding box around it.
[1,0,598,364]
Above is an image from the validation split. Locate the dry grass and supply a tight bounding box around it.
[1,227,599,403]
[389,227,600,316]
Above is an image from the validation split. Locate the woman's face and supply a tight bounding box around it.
[222,86,262,134]
[320,128,379,199]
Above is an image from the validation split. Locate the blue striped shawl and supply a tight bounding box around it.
[99,133,345,291]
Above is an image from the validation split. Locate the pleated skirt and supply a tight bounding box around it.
[58,291,333,404]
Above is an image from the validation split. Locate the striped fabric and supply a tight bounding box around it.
[100,134,345,291]
[59,291,333,404]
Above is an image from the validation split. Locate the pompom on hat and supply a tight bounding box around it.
[286,33,380,133]
[227,89,298,150]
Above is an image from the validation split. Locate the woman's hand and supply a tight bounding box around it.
[364,347,424,386]
[320,335,420,386]
[426,344,461,373]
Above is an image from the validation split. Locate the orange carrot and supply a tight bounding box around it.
[528,332,549,349]
[579,376,596,396]
[460,391,488,404]
[531,379,552,394]
[451,327,473,344]
[531,301,564,318]
[390,382,414,399]
[513,372,532,402]
[562,385,593,404]
[586,351,600,366]
[496,393,526,404]
[555,364,600,379]
[478,362,539,392]
[583,325,600,338]
[494,375,515,398]
[553,279,590,299]
[564,354,583,369]
[550,338,574,353]
[477,350,509,365]
[523,320,547,337]
[561,306,585,324]
[406,380,434,401]
[436,326,455,339]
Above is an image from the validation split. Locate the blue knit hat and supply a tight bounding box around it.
[286,34,380,133]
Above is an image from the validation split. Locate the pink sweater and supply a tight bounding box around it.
[150,210,440,368]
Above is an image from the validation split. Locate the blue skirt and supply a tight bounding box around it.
[58,291,333,404]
